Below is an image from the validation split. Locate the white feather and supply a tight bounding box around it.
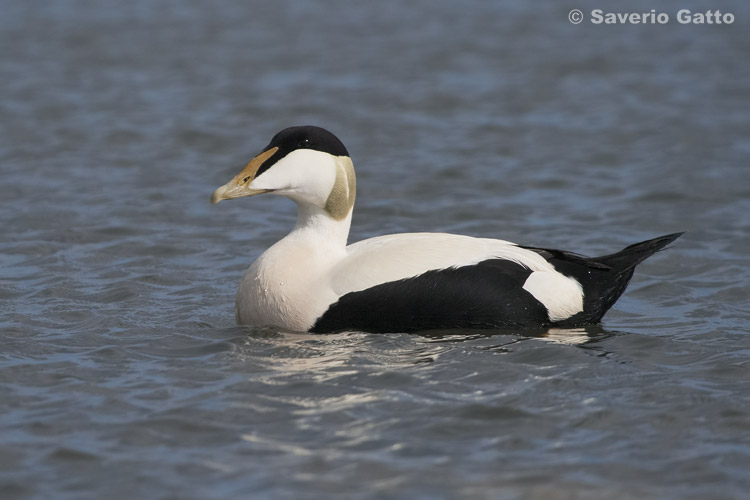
[522,271,584,321]
[332,232,552,294]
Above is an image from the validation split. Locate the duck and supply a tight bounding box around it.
[211,125,681,334]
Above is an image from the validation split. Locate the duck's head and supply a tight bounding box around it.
[211,126,356,220]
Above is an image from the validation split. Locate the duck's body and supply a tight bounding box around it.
[212,126,680,333]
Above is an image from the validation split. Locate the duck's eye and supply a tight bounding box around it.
[298,138,311,148]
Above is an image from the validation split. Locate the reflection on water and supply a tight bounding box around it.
[418,324,615,346]
[539,326,615,346]
[233,325,622,385]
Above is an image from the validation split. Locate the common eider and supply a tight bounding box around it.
[211,125,681,333]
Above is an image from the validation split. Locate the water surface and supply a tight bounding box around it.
[2,1,750,499]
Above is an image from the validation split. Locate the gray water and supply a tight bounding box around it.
[2,1,750,499]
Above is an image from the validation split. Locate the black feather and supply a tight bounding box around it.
[311,259,549,333]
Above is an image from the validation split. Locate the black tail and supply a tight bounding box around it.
[576,232,683,324]
[526,232,684,326]
[594,232,684,271]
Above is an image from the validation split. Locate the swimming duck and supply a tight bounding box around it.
[211,126,681,333]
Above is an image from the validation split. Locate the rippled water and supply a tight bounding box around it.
[2,1,750,499]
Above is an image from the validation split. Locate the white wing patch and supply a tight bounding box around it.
[522,271,584,321]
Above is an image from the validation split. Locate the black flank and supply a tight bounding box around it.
[311,259,550,334]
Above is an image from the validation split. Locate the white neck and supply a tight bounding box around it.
[290,200,352,251]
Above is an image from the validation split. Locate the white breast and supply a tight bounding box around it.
[236,233,344,331]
